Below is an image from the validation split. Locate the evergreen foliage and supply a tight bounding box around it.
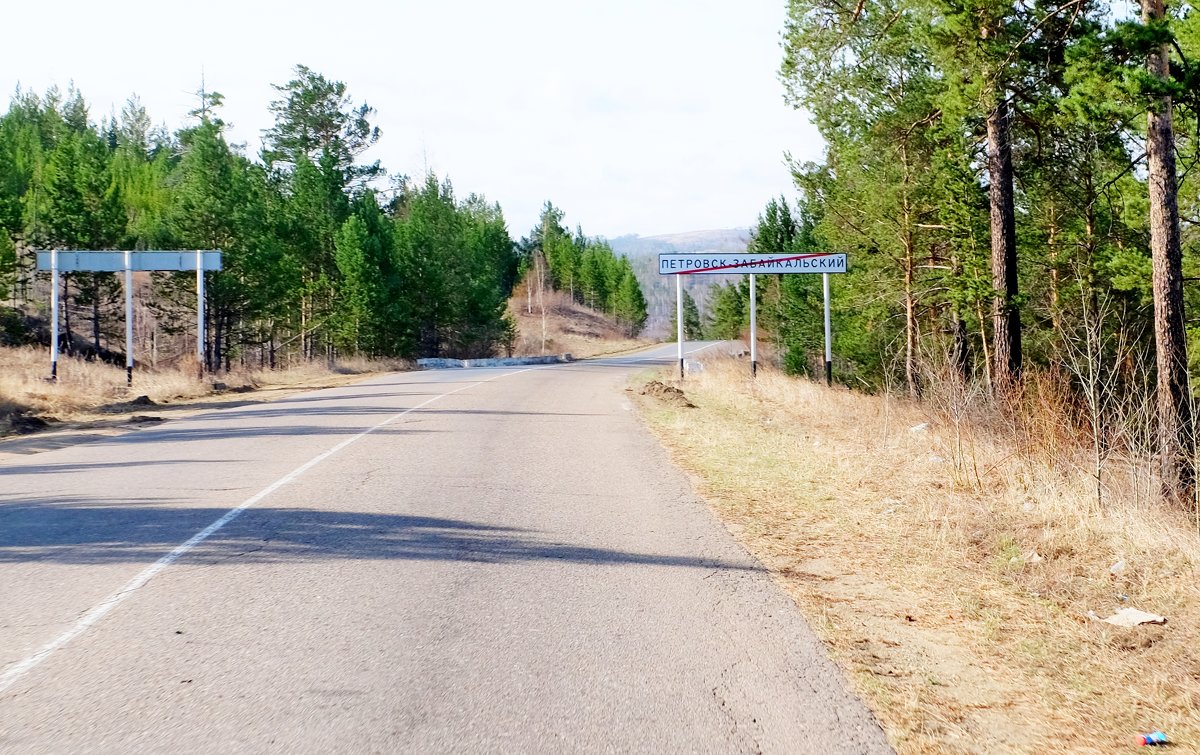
[0,66,638,365]
[779,0,1200,501]
[521,202,649,337]
[707,282,747,341]
[668,287,704,340]
[777,0,1180,388]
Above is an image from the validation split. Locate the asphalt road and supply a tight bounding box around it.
[0,343,890,754]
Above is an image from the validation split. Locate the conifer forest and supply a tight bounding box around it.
[0,65,647,371]
[703,0,1200,505]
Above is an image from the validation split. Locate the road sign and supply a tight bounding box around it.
[36,250,222,272]
[36,249,222,384]
[659,251,848,384]
[657,252,847,275]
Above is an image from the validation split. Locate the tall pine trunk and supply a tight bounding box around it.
[62,274,73,356]
[900,143,920,397]
[987,96,1021,394]
[214,310,226,373]
[1047,208,1061,336]
[1144,0,1194,504]
[90,279,101,353]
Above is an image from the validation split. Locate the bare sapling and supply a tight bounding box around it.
[1056,287,1132,512]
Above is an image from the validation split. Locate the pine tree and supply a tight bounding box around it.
[263,64,381,187]
[669,288,704,340]
[707,282,746,340]
[0,229,15,302]
[612,262,648,337]
[41,125,125,354]
[1143,0,1193,502]
[168,115,276,369]
[333,214,373,354]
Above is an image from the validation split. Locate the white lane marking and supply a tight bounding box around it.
[0,367,532,696]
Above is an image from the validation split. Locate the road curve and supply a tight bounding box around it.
[0,343,890,753]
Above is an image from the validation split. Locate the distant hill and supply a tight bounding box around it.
[608,228,751,257]
[608,229,751,338]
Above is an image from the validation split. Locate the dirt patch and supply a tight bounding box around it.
[640,380,695,408]
[0,409,50,436]
[99,395,158,414]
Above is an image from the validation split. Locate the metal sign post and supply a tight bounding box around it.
[196,249,205,373]
[658,252,847,382]
[124,249,134,386]
[823,272,833,386]
[49,249,59,381]
[676,273,684,380]
[35,250,222,385]
[749,274,757,378]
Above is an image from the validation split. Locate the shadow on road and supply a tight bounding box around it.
[0,459,244,476]
[0,502,761,572]
[76,424,434,447]
[0,408,604,451]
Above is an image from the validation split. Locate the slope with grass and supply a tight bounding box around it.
[508,282,647,359]
[634,356,1200,753]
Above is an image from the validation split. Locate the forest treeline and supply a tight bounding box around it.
[706,0,1200,505]
[523,202,649,337]
[0,65,647,367]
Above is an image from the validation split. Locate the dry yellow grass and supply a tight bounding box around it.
[0,346,207,419]
[0,345,411,436]
[634,356,1200,754]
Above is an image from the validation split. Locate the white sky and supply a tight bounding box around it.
[1,0,822,239]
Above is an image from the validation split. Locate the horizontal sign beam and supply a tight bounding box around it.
[658,252,847,275]
[35,250,223,272]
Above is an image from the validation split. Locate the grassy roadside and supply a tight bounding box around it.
[0,346,410,447]
[633,357,1200,754]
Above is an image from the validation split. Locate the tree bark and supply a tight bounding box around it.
[214,310,225,373]
[1144,0,1195,504]
[91,290,101,353]
[62,274,73,356]
[987,96,1021,395]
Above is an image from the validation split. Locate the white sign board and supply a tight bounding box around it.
[658,252,847,275]
[36,250,223,272]
[35,249,223,384]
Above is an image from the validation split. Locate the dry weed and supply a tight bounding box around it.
[634,356,1200,754]
[0,346,208,418]
[0,345,411,434]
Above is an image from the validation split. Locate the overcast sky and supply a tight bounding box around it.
[1,0,822,239]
